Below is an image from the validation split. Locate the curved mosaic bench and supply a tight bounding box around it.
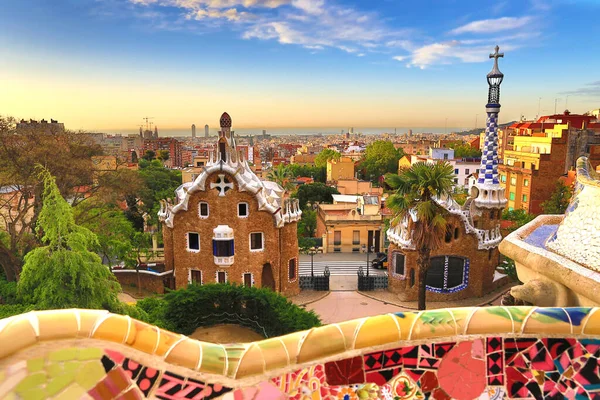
[1,307,600,399]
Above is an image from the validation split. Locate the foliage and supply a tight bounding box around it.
[385,161,455,310]
[287,164,326,183]
[502,209,536,232]
[359,141,403,182]
[136,160,182,228]
[142,150,156,161]
[157,150,170,162]
[0,116,104,281]
[314,148,341,168]
[266,164,294,191]
[499,257,520,282]
[297,209,317,238]
[139,284,321,337]
[449,143,482,158]
[17,168,122,310]
[0,304,35,319]
[0,275,18,305]
[292,183,340,210]
[298,237,320,252]
[541,181,572,215]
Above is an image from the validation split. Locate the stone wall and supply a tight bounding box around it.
[1,307,600,399]
[113,270,170,295]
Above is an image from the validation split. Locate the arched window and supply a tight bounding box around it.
[219,141,226,162]
[288,258,297,281]
[409,269,415,287]
[444,225,453,243]
[425,256,469,293]
[454,227,459,240]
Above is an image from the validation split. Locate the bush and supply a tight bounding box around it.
[0,278,18,305]
[0,304,35,319]
[162,283,321,337]
[136,296,173,330]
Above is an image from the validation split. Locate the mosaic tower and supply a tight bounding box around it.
[474,46,508,208]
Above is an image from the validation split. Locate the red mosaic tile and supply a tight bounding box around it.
[324,356,365,385]
[437,341,486,400]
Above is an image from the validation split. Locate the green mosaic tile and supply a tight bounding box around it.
[77,348,103,361]
[75,360,105,391]
[62,361,79,375]
[19,388,46,400]
[46,364,63,378]
[45,372,75,397]
[48,348,78,362]
[15,372,47,393]
[27,358,45,373]
[58,383,88,399]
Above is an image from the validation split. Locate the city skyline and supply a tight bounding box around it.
[1,0,600,131]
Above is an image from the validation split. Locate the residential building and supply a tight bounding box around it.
[499,111,600,213]
[386,46,508,301]
[143,137,183,168]
[404,148,480,189]
[159,112,301,296]
[316,195,384,254]
[335,179,383,196]
[326,156,355,182]
[290,154,316,166]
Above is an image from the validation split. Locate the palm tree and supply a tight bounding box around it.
[385,161,455,310]
[267,164,294,191]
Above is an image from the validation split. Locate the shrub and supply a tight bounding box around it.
[162,283,321,337]
[0,304,35,319]
[0,277,18,305]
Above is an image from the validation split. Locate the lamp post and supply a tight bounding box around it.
[366,245,374,277]
[309,247,317,277]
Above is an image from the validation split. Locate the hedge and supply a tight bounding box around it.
[138,283,321,338]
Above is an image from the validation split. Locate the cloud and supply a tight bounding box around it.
[450,16,532,35]
[561,81,600,97]
[405,41,519,69]
[291,0,324,15]
[190,7,253,21]
[392,55,406,61]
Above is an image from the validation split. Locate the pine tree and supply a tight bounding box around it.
[18,167,122,309]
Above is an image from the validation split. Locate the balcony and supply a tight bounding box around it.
[214,256,234,266]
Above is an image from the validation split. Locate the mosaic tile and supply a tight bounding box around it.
[324,356,364,385]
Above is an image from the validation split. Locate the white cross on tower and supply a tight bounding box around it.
[210,174,233,197]
[489,45,504,64]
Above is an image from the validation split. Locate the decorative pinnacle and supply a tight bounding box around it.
[488,45,504,76]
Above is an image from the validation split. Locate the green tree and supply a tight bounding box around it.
[501,209,536,233]
[142,150,156,161]
[136,160,182,228]
[17,168,121,309]
[386,161,455,310]
[359,141,403,182]
[541,181,572,215]
[266,164,294,191]
[298,209,317,238]
[287,164,326,183]
[450,143,482,158]
[314,149,341,168]
[292,183,340,210]
[157,150,170,162]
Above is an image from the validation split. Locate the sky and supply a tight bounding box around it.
[1,0,600,132]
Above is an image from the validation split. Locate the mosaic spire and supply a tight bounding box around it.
[478,46,504,185]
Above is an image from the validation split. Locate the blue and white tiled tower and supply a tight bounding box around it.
[474,46,508,208]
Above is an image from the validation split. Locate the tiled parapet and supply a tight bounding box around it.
[546,156,600,272]
[2,308,600,399]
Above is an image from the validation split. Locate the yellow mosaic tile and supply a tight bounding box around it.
[36,311,78,340]
[394,312,419,340]
[235,344,265,378]
[448,308,472,335]
[297,325,346,363]
[569,308,594,335]
[15,372,46,394]
[17,387,45,400]
[164,338,201,370]
[153,329,183,357]
[76,348,103,361]
[225,346,246,377]
[0,317,38,359]
[354,314,400,349]
[45,372,75,397]
[197,343,227,375]
[504,306,534,333]
[337,319,364,349]
[256,338,290,371]
[52,383,88,400]
[278,331,305,364]
[130,323,159,354]
[523,309,572,335]
[583,308,600,335]
[410,310,457,340]
[91,314,129,343]
[76,309,108,338]
[74,360,105,391]
[48,348,77,362]
[465,307,513,335]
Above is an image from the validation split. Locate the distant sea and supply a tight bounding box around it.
[104,127,472,137]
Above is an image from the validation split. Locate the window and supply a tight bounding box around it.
[196,161,204,167]
[352,230,360,245]
[465,169,470,175]
[250,232,264,251]
[509,192,515,201]
[213,239,234,257]
[454,169,459,174]
[501,175,507,183]
[238,202,249,217]
[475,169,479,174]
[522,194,528,202]
[199,202,209,218]
[425,256,468,293]
[243,273,252,287]
[454,227,459,240]
[444,225,453,243]
[393,253,405,276]
[217,271,227,283]
[510,177,516,186]
[334,231,341,246]
[444,154,449,160]
[219,142,226,162]
[524,179,529,187]
[288,258,296,281]
[490,211,495,219]
[187,232,200,251]
[190,270,202,284]
[453,178,458,184]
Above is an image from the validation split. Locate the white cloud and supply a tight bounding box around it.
[291,0,324,15]
[392,55,406,62]
[191,7,253,21]
[406,41,518,69]
[450,16,532,35]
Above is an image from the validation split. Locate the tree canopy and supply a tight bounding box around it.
[292,183,340,210]
[541,181,572,215]
[266,164,294,191]
[359,141,403,182]
[314,149,341,168]
[450,143,482,158]
[135,160,182,228]
[287,164,326,183]
[17,168,122,310]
